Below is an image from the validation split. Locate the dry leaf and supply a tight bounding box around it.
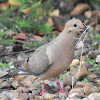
[0,1,10,9]
[33,35,43,40]
[70,3,89,15]
[8,0,21,6]
[13,33,30,40]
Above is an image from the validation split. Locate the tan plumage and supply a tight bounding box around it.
[15,19,85,95]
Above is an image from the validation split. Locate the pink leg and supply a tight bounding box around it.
[39,82,46,96]
[57,81,68,94]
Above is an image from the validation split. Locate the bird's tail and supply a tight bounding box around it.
[14,62,27,72]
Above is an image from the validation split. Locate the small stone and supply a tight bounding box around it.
[85,10,92,18]
[0,97,9,100]
[9,90,20,99]
[70,3,89,15]
[42,93,58,99]
[88,93,100,100]
[70,59,80,66]
[20,93,29,100]
[0,70,8,78]
[96,80,100,84]
[98,86,100,92]
[88,50,100,59]
[93,86,98,93]
[48,17,54,27]
[59,93,67,99]
[88,74,98,79]
[29,93,35,99]
[68,88,84,98]
[96,55,100,66]
[74,82,86,88]
[11,81,19,88]
[84,82,93,95]
[49,9,60,17]
[22,87,29,93]
[23,80,32,86]
[65,85,72,91]
[14,75,26,81]
[16,87,23,93]
[63,61,88,86]
[0,81,12,89]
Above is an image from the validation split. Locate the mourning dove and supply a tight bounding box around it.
[15,19,85,95]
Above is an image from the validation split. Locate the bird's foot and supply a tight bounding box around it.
[39,90,46,96]
[57,89,68,94]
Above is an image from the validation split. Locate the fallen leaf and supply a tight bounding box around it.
[33,35,43,40]
[47,17,54,26]
[8,0,21,6]
[0,1,10,9]
[21,8,30,14]
[13,33,30,40]
[70,3,89,15]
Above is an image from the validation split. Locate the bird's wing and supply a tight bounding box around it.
[15,44,53,76]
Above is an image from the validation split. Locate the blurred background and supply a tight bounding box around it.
[0,0,100,100]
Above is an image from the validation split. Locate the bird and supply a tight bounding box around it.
[15,19,85,95]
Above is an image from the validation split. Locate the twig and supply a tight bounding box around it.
[72,26,89,88]
[15,25,22,33]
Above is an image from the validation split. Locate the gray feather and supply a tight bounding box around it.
[28,44,51,76]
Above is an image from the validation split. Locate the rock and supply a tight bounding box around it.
[9,90,20,99]
[13,74,27,81]
[11,81,19,89]
[20,93,29,100]
[88,74,98,79]
[95,24,100,33]
[92,86,98,93]
[96,79,100,85]
[65,85,72,91]
[85,10,92,19]
[0,81,12,89]
[68,88,84,98]
[63,61,88,86]
[29,93,35,99]
[88,50,100,59]
[52,16,64,31]
[70,59,80,66]
[66,97,82,100]
[0,70,8,78]
[42,93,58,99]
[59,93,67,99]
[74,82,86,88]
[47,17,54,27]
[84,82,93,95]
[88,93,100,100]
[70,3,89,15]
[28,82,41,91]
[96,55,100,66]
[49,9,60,17]
[5,46,13,53]
[98,86,100,92]
[22,87,29,93]
[16,87,23,93]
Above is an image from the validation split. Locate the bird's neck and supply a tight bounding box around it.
[56,29,75,46]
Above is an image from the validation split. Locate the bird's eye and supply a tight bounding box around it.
[73,24,78,27]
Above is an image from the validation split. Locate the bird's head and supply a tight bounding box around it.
[65,19,85,36]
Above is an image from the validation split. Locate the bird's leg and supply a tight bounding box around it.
[56,76,68,94]
[40,81,46,96]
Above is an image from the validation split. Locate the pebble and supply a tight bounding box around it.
[84,82,93,95]
[88,93,100,100]
[68,88,84,98]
